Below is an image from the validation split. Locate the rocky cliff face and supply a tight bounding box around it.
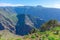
[15,14,45,35]
[0,14,15,33]
[0,6,48,35]
[0,13,45,35]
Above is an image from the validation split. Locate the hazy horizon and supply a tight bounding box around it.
[0,0,60,8]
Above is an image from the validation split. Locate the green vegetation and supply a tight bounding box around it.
[0,20,60,40]
[22,20,60,40]
[31,34,36,39]
[16,38,22,40]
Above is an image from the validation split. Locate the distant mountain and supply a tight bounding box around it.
[0,6,60,35]
[0,12,45,35]
[0,6,60,21]
[14,6,60,21]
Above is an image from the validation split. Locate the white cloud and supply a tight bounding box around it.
[52,4,60,8]
[42,3,60,8]
[1,3,60,8]
[0,3,24,6]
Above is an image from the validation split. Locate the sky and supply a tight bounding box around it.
[0,0,60,8]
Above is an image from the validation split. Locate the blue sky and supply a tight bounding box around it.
[0,0,60,8]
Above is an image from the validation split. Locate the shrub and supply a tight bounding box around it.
[16,38,22,40]
[48,37,55,40]
[31,35,36,39]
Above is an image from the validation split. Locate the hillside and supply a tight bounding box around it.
[0,6,60,40]
[15,14,45,35]
[0,13,45,35]
[14,6,60,21]
[1,6,60,21]
[0,7,45,35]
[0,20,60,40]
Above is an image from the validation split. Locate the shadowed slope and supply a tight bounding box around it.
[15,14,45,35]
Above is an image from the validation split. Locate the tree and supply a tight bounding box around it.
[29,28,38,34]
[40,20,58,32]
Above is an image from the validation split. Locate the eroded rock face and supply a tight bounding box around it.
[0,13,45,36]
[0,14,15,33]
[15,14,45,35]
[0,23,4,30]
[15,14,33,35]
[0,7,46,36]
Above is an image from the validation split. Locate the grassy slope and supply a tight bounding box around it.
[0,30,23,40]
[23,26,60,40]
[0,26,60,40]
[0,8,60,40]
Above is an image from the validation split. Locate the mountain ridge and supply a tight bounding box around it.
[0,6,60,35]
[0,13,45,35]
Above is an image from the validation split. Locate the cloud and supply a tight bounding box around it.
[52,4,60,8]
[0,3,24,6]
[42,3,60,8]
[0,3,60,8]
